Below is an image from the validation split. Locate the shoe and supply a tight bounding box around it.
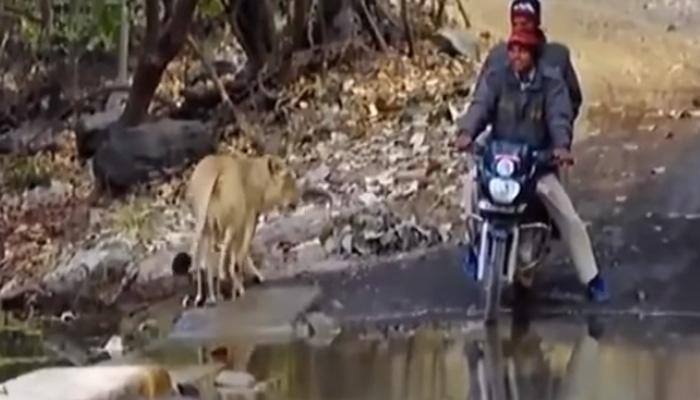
[461,245,479,281]
[586,274,610,303]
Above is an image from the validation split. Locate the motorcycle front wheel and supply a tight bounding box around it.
[483,235,507,324]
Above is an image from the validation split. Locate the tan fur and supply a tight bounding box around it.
[186,153,299,306]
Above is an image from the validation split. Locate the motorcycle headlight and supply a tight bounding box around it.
[495,158,515,177]
[488,177,521,204]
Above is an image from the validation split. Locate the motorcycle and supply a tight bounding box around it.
[464,139,563,323]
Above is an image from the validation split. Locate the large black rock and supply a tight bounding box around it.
[76,114,217,195]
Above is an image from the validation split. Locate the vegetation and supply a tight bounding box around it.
[0,0,423,132]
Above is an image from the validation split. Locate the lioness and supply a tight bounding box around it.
[185,153,299,307]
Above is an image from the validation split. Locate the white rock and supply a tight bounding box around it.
[359,192,381,206]
[215,371,256,389]
[306,163,331,184]
[291,239,327,265]
[410,131,426,151]
[1,366,173,400]
[103,335,125,358]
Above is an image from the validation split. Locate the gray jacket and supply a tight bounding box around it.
[458,62,574,151]
[475,40,583,121]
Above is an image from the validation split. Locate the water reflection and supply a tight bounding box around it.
[467,322,601,400]
[163,316,700,400]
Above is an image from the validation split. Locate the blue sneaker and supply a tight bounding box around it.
[461,246,479,281]
[586,274,610,303]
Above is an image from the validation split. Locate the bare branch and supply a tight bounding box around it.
[185,35,235,111]
[401,0,414,58]
[186,34,262,148]
[38,0,53,35]
[1,5,42,24]
[435,0,446,27]
[357,0,388,52]
[454,0,471,28]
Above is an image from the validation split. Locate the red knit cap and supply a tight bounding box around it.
[507,29,542,50]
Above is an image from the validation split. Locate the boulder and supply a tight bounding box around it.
[76,116,216,195]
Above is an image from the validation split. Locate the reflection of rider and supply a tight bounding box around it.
[455,28,609,303]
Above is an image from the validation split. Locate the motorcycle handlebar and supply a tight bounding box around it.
[471,143,559,167]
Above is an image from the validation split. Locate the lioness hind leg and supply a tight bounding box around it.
[238,215,264,285]
[208,227,234,306]
[243,256,264,285]
[227,249,245,299]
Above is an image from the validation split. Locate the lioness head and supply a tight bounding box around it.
[261,155,300,211]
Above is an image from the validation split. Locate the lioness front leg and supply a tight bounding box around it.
[190,217,208,308]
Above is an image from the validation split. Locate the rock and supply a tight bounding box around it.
[306,163,331,185]
[1,366,173,400]
[103,335,125,358]
[86,119,215,196]
[651,166,667,175]
[171,285,320,342]
[331,131,349,144]
[340,231,354,255]
[439,223,453,242]
[622,143,639,152]
[137,248,180,284]
[678,109,692,119]
[23,180,72,208]
[43,239,132,297]
[291,239,327,266]
[74,108,122,159]
[0,119,57,155]
[432,28,480,60]
[215,371,256,388]
[358,192,381,206]
[410,131,426,152]
[304,312,341,347]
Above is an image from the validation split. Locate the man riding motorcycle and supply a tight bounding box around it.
[476,0,583,123]
[456,29,609,303]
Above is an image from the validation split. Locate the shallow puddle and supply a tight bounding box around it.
[128,316,700,400]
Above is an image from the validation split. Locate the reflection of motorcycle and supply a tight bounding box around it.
[467,319,602,400]
[465,139,561,323]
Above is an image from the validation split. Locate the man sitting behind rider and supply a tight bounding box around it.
[456,29,609,303]
[476,0,583,122]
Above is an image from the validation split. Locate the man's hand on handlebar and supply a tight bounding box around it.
[455,131,473,152]
[553,148,575,167]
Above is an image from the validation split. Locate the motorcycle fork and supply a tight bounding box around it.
[477,221,490,281]
[506,226,520,285]
[477,221,519,284]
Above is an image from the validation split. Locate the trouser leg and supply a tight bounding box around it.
[536,174,599,284]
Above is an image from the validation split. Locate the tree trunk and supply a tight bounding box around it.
[120,0,199,127]
[227,0,277,72]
